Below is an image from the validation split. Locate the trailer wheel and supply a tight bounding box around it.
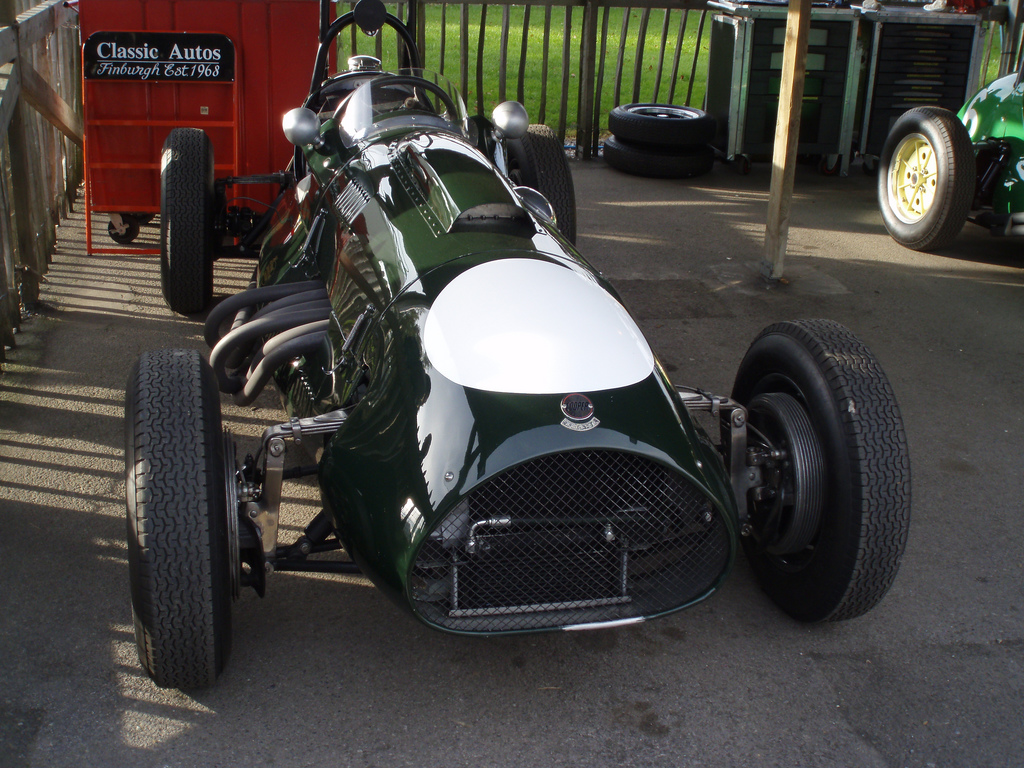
[878,107,974,252]
[125,349,233,688]
[732,320,911,622]
[108,214,141,244]
[160,128,215,314]
[507,124,577,244]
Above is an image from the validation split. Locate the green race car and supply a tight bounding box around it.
[879,62,1024,250]
[127,0,911,689]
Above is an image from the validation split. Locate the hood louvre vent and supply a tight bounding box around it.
[333,176,371,226]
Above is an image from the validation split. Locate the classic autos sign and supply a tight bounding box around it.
[83,32,235,82]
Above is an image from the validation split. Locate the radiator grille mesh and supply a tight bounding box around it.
[410,450,730,632]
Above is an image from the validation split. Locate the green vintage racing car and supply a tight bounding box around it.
[127,0,911,689]
[879,58,1024,250]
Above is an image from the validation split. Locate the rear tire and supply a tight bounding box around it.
[160,128,215,314]
[732,320,911,622]
[125,349,232,688]
[507,124,577,244]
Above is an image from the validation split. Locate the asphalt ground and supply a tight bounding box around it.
[1,157,1022,768]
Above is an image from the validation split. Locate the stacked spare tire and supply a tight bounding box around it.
[604,104,716,179]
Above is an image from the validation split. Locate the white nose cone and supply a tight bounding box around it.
[424,258,654,394]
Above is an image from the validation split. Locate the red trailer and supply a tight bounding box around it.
[79,0,321,252]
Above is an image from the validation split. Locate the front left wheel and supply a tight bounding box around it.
[732,320,911,622]
[125,348,233,688]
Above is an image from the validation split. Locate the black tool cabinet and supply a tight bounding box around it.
[705,1,863,174]
[704,1,985,175]
[859,7,984,160]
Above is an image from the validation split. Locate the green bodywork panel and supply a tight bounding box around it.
[960,73,1024,215]
[256,101,738,623]
[315,258,738,612]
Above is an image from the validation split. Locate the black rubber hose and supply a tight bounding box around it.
[215,308,330,391]
[234,329,329,406]
[204,280,324,349]
[211,308,330,394]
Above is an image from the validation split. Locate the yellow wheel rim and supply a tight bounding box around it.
[889,133,939,224]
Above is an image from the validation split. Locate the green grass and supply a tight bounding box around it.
[980,25,1011,87]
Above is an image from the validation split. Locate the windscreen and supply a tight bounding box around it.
[337,69,469,145]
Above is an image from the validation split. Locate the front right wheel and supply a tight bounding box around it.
[732,320,911,622]
[877,107,975,252]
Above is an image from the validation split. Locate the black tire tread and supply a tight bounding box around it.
[608,103,716,147]
[604,136,714,179]
[735,320,911,622]
[126,348,230,688]
[878,106,974,252]
[508,124,578,244]
[160,128,214,314]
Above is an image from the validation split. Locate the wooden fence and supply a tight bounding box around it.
[406,0,716,158]
[0,0,82,365]
[348,0,716,157]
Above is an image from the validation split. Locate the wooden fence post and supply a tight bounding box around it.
[0,174,14,357]
[0,115,17,357]
[578,0,599,160]
[1,0,39,308]
[762,0,811,281]
[1002,0,1022,75]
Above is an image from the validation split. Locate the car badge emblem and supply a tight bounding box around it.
[560,394,599,432]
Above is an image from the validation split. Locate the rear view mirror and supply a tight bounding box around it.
[492,101,529,140]
[283,108,321,147]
